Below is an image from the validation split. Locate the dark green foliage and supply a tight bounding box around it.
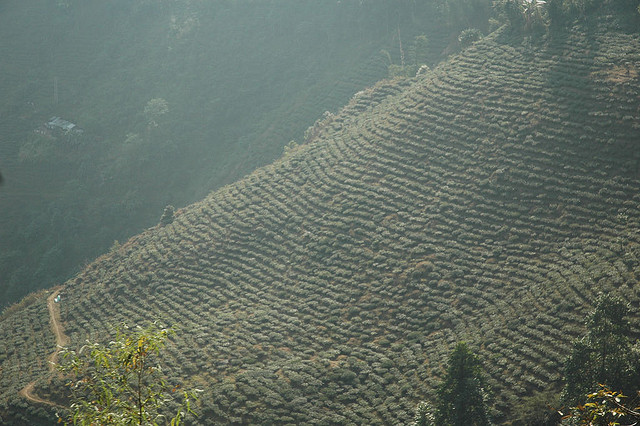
[414,401,435,425]
[458,28,483,47]
[411,35,430,65]
[563,293,640,406]
[493,0,547,33]
[388,63,417,78]
[434,343,490,426]
[523,0,547,33]
[546,0,568,28]
[436,0,494,31]
[504,0,640,32]
[159,205,175,227]
[514,389,563,425]
[564,0,598,18]
[387,35,433,77]
[494,0,526,30]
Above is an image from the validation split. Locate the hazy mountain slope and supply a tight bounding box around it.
[2,0,474,306]
[2,15,640,425]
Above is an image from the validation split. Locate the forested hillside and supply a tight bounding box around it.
[1,0,640,424]
[0,0,486,305]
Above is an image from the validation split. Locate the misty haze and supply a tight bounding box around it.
[1,0,640,424]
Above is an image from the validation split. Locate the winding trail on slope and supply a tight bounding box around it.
[18,286,69,407]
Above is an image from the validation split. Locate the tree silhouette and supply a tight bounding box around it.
[434,342,490,426]
[563,293,640,406]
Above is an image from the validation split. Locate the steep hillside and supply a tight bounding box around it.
[1,0,481,305]
[2,13,640,425]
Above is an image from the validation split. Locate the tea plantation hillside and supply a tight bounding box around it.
[2,13,640,426]
[1,0,484,306]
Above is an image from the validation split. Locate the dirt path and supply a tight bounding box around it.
[46,287,69,356]
[18,287,68,407]
[18,382,57,406]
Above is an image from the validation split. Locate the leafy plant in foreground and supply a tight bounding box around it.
[57,323,199,425]
[562,384,640,425]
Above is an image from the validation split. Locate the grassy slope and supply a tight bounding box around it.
[2,11,640,426]
[2,0,459,305]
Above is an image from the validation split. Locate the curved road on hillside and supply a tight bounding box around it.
[18,287,68,407]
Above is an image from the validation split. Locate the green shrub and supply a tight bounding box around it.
[458,28,483,48]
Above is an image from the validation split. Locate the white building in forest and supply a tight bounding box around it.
[46,116,78,132]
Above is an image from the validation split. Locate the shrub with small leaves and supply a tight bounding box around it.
[458,28,483,48]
